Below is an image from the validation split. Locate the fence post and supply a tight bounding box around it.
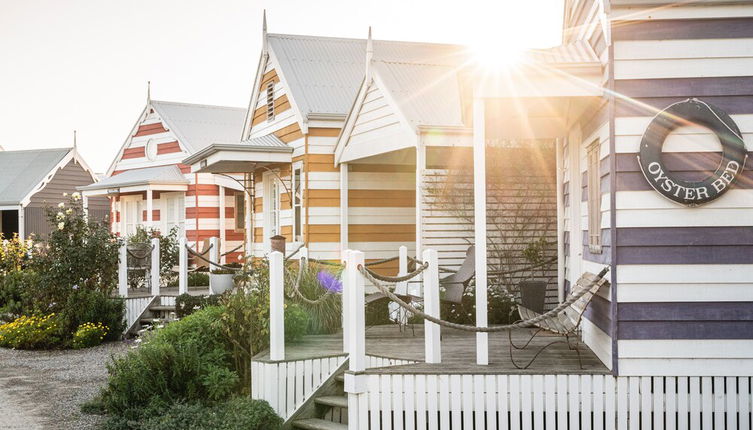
[209,236,219,269]
[341,250,350,353]
[300,246,308,264]
[178,237,188,295]
[118,242,128,297]
[391,245,409,324]
[423,248,441,363]
[269,251,285,361]
[346,250,366,372]
[151,237,160,296]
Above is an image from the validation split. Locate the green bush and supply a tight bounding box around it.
[175,293,221,319]
[287,262,342,334]
[71,321,109,349]
[0,270,38,319]
[26,196,120,313]
[0,314,61,349]
[284,303,309,343]
[57,288,124,343]
[167,272,210,289]
[100,306,237,415]
[102,397,281,430]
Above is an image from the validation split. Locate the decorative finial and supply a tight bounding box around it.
[147,80,151,102]
[262,9,268,54]
[365,26,373,77]
[73,130,77,150]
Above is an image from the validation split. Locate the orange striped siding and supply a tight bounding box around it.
[303,224,415,243]
[141,210,161,222]
[308,127,341,137]
[188,229,244,243]
[274,123,303,144]
[122,147,145,159]
[252,226,293,243]
[307,189,339,207]
[254,197,263,212]
[350,190,415,207]
[307,154,338,172]
[349,164,414,173]
[157,141,181,155]
[186,185,219,197]
[133,122,168,137]
[225,252,244,263]
[259,69,279,90]
[186,207,221,219]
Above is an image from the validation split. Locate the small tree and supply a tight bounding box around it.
[27,193,121,312]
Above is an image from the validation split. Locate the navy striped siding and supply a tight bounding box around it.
[612,17,753,41]
[615,152,753,191]
[582,229,612,265]
[580,156,611,201]
[618,302,753,340]
[616,227,753,264]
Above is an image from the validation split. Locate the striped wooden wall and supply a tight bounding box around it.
[608,5,753,375]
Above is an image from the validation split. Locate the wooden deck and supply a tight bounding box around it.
[126,286,211,298]
[255,324,610,375]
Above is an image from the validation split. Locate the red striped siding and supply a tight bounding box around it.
[186,185,219,196]
[186,207,220,219]
[134,122,168,137]
[157,141,182,155]
[122,147,145,159]
[141,210,160,222]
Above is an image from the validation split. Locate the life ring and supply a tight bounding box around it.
[638,98,748,206]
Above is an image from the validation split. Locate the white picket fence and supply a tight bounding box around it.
[124,296,153,332]
[348,374,752,430]
[251,355,348,420]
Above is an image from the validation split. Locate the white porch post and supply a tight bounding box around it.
[83,196,89,220]
[269,250,285,360]
[118,242,128,297]
[472,98,489,365]
[151,237,160,296]
[244,173,253,257]
[345,250,366,371]
[178,236,188,295]
[146,189,153,229]
[555,138,566,302]
[340,163,349,253]
[415,137,425,259]
[17,207,24,240]
[219,186,226,264]
[423,248,441,363]
[341,250,350,353]
[209,236,219,269]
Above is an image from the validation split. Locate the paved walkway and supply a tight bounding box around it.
[0,342,129,429]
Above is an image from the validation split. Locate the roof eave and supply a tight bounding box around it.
[182,143,293,166]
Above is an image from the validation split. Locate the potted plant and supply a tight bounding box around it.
[209,263,242,294]
[517,238,551,314]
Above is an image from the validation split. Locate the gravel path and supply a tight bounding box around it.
[0,342,130,430]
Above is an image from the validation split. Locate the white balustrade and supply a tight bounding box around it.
[423,248,441,363]
[269,250,285,361]
[118,242,128,297]
[341,250,350,353]
[345,249,366,372]
[151,237,160,296]
[178,237,188,295]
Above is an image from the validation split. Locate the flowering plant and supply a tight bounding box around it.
[71,321,109,349]
[0,314,60,349]
[0,233,32,275]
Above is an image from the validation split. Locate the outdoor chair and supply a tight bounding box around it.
[438,245,475,304]
[508,267,609,369]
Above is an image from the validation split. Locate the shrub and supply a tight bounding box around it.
[100,306,236,415]
[72,322,109,349]
[57,288,125,343]
[0,270,38,319]
[175,293,221,319]
[127,226,180,286]
[284,303,309,343]
[287,262,342,334]
[27,195,120,313]
[101,397,281,430]
[0,314,60,349]
[0,233,32,275]
[168,272,210,289]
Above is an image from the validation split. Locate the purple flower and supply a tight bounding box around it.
[317,270,342,294]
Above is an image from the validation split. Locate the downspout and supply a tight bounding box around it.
[304,131,310,247]
[606,2,619,376]
[194,173,200,249]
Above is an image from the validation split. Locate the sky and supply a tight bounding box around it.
[0,0,564,173]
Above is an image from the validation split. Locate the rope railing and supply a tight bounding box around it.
[306,255,400,268]
[220,243,243,257]
[185,245,243,272]
[358,265,609,333]
[362,262,429,283]
[285,256,337,305]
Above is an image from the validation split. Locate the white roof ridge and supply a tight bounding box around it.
[267,32,465,49]
[150,99,246,111]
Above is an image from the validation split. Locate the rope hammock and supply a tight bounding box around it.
[126,244,155,260]
[358,264,609,333]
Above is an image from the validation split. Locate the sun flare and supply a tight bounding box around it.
[470,39,526,70]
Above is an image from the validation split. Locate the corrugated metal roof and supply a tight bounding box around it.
[151,101,246,153]
[0,148,70,205]
[524,40,600,66]
[267,33,467,117]
[79,165,187,191]
[373,61,465,128]
[243,134,288,149]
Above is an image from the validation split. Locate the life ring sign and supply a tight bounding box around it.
[638,98,748,206]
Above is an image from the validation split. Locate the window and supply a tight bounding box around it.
[265,82,275,121]
[162,193,185,235]
[292,166,303,242]
[121,196,143,236]
[587,141,602,253]
[234,192,245,232]
[264,173,280,238]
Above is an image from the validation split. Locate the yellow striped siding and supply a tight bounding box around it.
[259,69,279,89]
[308,127,341,137]
[252,94,291,126]
[350,189,415,207]
[254,226,293,242]
[275,123,303,144]
[307,153,339,172]
[305,224,415,243]
[349,164,415,173]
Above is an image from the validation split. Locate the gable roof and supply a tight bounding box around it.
[150,101,246,153]
[266,33,467,119]
[0,148,72,206]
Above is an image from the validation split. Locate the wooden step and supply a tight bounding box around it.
[139,318,162,324]
[314,395,348,409]
[292,418,348,430]
[334,374,345,383]
[149,305,175,312]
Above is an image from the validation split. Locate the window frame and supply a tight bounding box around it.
[265,81,275,122]
[586,140,602,254]
[292,163,303,243]
[234,191,246,233]
[263,171,281,240]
